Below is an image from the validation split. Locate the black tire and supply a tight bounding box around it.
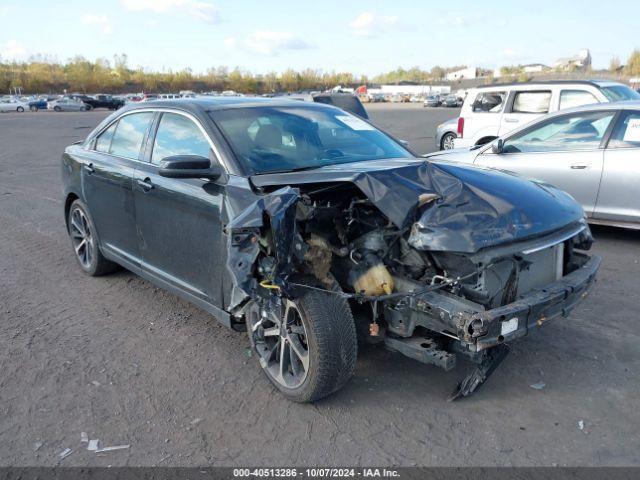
[67,199,118,276]
[17,106,24,112]
[247,290,357,402]
[54,106,61,112]
[30,105,38,112]
[441,132,456,150]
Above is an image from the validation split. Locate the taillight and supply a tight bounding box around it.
[457,117,465,138]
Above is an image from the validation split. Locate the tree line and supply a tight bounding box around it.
[0,54,467,95]
[2,51,639,95]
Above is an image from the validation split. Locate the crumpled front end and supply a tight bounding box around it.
[225,159,600,400]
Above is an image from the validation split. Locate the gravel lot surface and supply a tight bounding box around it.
[1,105,639,467]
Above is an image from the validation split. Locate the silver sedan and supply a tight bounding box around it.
[426,101,640,229]
[48,98,90,112]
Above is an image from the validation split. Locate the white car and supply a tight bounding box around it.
[453,80,640,149]
[0,98,30,112]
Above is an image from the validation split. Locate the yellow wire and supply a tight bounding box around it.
[259,279,281,290]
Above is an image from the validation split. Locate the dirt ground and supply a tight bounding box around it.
[0,105,639,467]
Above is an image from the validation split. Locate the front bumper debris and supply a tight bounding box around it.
[469,253,601,351]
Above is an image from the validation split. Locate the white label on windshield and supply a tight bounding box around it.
[336,114,375,131]
[623,118,640,142]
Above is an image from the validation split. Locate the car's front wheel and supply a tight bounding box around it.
[247,289,357,402]
[67,200,118,276]
[54,106,61,112]
[17,106,24,112]
[441,132,456,150]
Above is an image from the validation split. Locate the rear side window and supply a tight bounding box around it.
[560,90,599,110]
[95,123,117,152]
[608,111,640,149]
[151,113,211,164]
[472,91,506,113]
[108,112,154,160]
[512,91,551,113]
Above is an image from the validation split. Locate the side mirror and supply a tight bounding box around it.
[158,154,224,180]
[491,138,504,154]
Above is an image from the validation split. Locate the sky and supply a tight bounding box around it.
[0,0,638,76]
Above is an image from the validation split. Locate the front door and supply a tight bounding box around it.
[595,110,640,223]
[82,111,154,267]
[133,111,226,306]
[476,110,616,216]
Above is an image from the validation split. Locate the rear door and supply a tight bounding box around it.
[81,111,155,268]
[476,110,617,216]
[595,110,640,223]
[498,89,553,136]
[133,110,227,307]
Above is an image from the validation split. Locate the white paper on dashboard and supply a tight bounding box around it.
[623,118,640,142]
[336,115,375,131]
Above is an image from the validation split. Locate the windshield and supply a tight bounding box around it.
[211,105,412,174]
[601,85,640,102]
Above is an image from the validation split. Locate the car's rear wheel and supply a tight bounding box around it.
[247,290,357,402]
[441,132,456,150]
[29,105,38,112]
[67,200,118,276]
[17,106,24,112]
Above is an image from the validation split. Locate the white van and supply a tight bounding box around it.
[453,80,640,148]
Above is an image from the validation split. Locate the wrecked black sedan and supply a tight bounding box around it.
[61,98,600,402]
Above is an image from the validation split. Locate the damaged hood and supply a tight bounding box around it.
[250,158,584,253]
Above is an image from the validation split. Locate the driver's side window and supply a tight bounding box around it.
[502,111,615,153]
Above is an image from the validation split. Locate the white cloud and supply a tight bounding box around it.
[81,13,112,34]
[242,31,312,56]
[0,40,27,60]
[223,36,237,47]
[120,0,219,23]
[349,12,399,37]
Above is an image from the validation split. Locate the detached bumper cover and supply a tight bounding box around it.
[470,254,601,350]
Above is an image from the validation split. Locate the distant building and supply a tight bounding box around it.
[554,49,592,70]
[445,67,477,81]
[523,63,548,73]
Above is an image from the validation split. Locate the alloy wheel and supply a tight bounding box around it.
[251,299,310,389]
[69,207,94,269]
[443,133,456,150]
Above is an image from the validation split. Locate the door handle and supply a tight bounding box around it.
[504,118,519,123]
[136,178,154,191]
[570,164,588,170]
[83,163,95,174]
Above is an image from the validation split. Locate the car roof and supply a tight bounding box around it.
[473,79,628,90]
[121,96,343,114]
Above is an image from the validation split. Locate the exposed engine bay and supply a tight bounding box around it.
[225,160,601,400]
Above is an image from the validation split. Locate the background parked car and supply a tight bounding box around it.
[68,94,124,110]
[443,94,463,107]
[454,80,640,148]
[48,98,90,111]
[436,117,458,150]
[0,98,31,112]
[424,94,442,107]
[27,96,49,111]
[428,101,640,229]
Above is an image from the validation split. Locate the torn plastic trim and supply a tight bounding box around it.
[225,186,299,312]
